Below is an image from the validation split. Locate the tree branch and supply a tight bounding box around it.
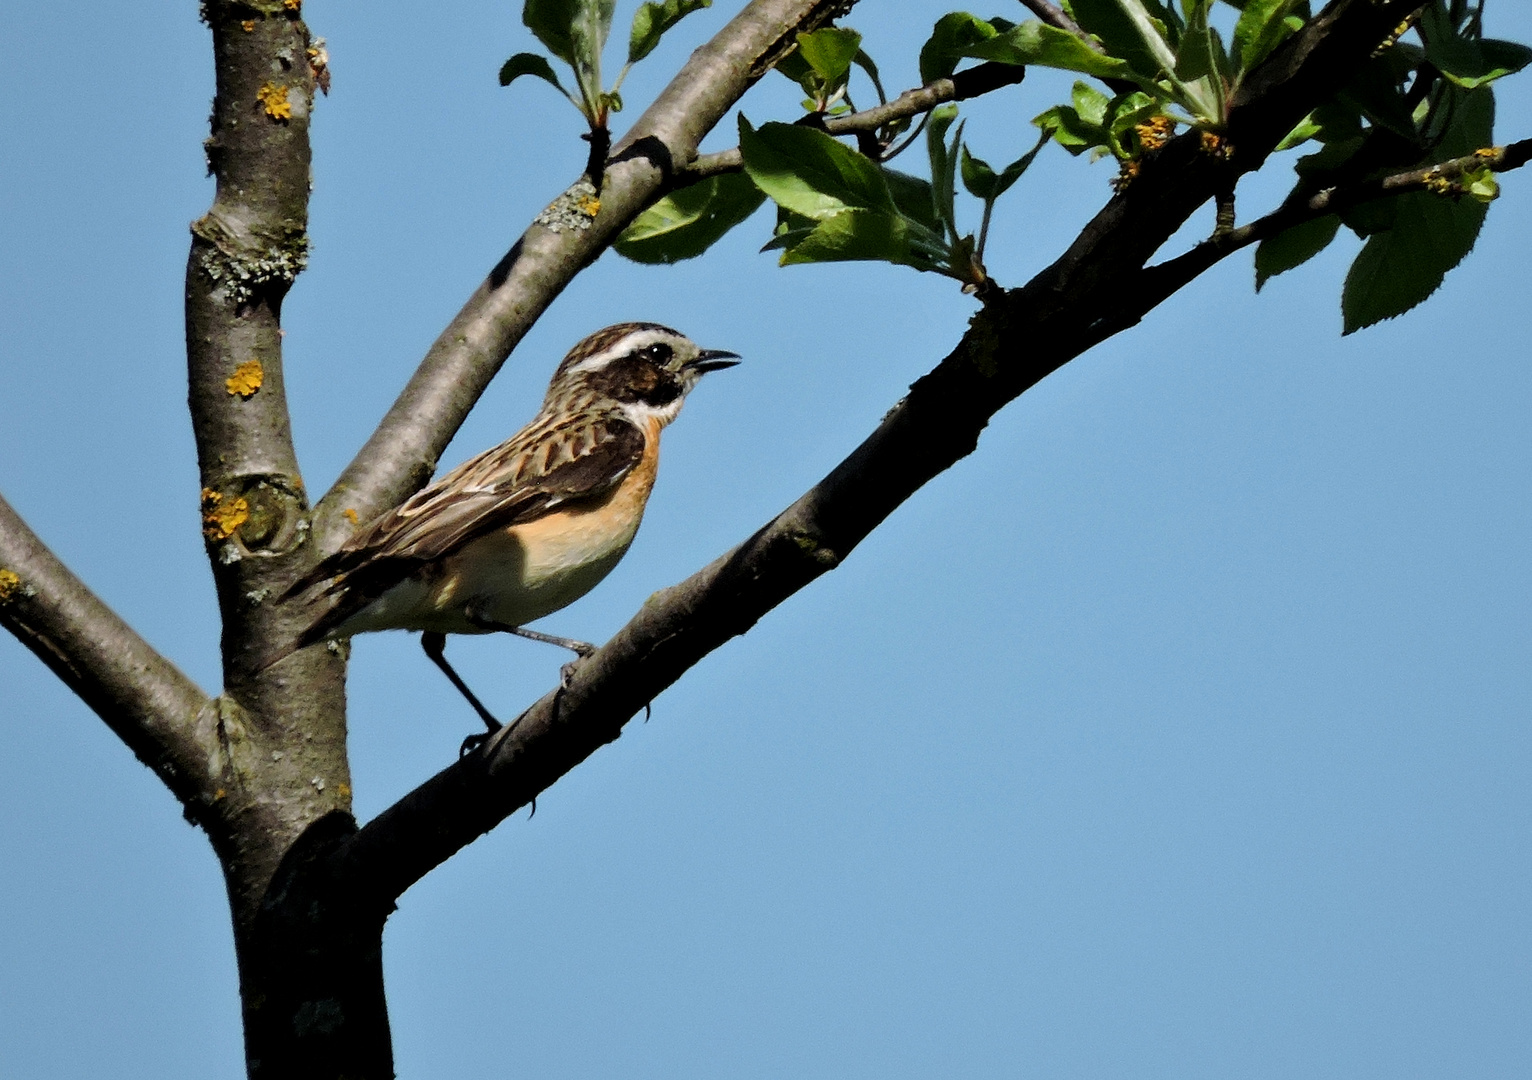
[686,62,1029,180]
[188,1,319,678]
[336,0,1432,908]
[1137,137,1532,316]
[315,0,851,549]
[0,493,215,809]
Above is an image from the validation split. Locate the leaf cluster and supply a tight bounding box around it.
[1253,0,1529,332]
[500,0,712,132]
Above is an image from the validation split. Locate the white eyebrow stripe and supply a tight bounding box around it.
[564,328,679,375]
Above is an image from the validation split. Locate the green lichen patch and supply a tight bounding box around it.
[192,212,309,306]
[534,178,602,233]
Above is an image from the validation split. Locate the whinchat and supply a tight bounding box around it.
[276,322,739,733]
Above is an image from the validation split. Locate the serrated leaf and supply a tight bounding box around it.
[797,27,863,85]
[1341,191,1485,333]
[1232,0,1299,72]
[1254,213,1339,290]
[499,52,570,96]
[627,0,710,64]
[614,172,765,263]
[1341,85,1492,332]
[739,117,897,220]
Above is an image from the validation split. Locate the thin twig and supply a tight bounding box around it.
[1138,138,1532,310]
[687,62,1028,179]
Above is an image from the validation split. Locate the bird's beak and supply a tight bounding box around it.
[687,348,741,374]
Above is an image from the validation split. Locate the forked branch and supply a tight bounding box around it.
[337,0,1431,907]
[317,0,853,550]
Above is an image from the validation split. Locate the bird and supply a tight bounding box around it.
[273,322,739,737]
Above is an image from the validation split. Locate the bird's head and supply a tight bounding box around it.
[546,322,740,426]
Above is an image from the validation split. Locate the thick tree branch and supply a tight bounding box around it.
[0,493,215,808]
[1137,137,1532,315]
[188,2,323,679]
[187,1,356,933]
[316,0,850,548]
[687,62,1029,179]
[336,0,1431,907]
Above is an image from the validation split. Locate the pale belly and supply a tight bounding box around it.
[335,502,644,637]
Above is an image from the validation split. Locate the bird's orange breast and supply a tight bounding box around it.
[423,422,663,629]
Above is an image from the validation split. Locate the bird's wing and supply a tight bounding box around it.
[291,413,646,603]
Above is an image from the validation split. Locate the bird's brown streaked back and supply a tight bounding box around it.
[289,415,645,646]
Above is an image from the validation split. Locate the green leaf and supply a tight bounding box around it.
[627,0,710,65]
[1340,87,1493,334]
[614,172,765,263]
[523,0,580,65]
[969,19,1138,80]
[499,52,570,96]
[959,145,999,200]
[1072,79,1111,126]
[739,117,897,220]
[1341,191,1485,333]
[1253,213,1339,291]
[797,27,864,85]
[927,106,963,240]
[1232,0,1299,72]
[1068,0,1178,82]
[919,12,1001,83]
[959,134,1047,202]
[1463,167,1499,203]
[778,210,918,267]
[1420,4,1532,90]
[1174,26,1216,81]
[568,0,617,106]
[852,49,886,102]
[883,168,942,234]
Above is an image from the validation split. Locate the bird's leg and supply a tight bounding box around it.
[464,608,596,688]
[420,631,503,742]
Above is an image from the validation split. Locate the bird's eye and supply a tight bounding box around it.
[637,342,673,365]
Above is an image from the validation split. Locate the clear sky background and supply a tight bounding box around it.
[3,2,1530,1077]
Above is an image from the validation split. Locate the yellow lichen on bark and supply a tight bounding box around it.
[226,360,264,398]
[256,83,292,121]
[0,568,21,603]
[202,489,251,542]
[284,0,302,9]
[242,20,255,31]
[343,508,360,524]
[576,193,602,217]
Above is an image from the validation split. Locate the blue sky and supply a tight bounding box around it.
[2,2,1531,1077]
